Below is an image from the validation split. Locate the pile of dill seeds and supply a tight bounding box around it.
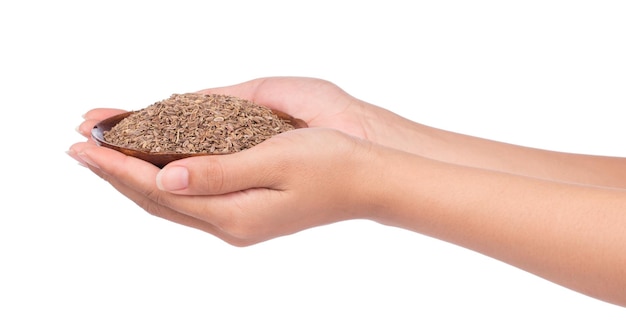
[103,93,295,154]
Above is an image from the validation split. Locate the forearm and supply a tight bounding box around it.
[362,146,626,306]
[361,103,626,188]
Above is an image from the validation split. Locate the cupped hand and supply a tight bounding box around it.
[77,77,402,147]
[69,77,399,245]
[197,77,372,139]
[69,126,378,246]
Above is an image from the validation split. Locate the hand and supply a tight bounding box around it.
[71,77,391,245]
[71,76,409,245]
[76,77,417,151]
[196,76,373,140]
[69,125,376,246]
[69,77,626,306]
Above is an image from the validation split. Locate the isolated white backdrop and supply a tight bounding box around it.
[1,1,625,325]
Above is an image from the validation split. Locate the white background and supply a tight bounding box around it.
[1,0,625,324]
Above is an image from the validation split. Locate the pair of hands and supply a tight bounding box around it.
[70,77,626,306]
[70,77,399,246]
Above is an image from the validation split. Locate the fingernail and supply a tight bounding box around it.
[77,150,100,169]
[157,166,189,191]
[66,150,87,167]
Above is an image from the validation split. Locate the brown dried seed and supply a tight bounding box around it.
[104,93,295,154]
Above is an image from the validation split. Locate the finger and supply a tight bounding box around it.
[69,144,216,231]
[83,108,127,120]
[71,146,249,245]
[197,76,316,110]
[76,109,127,138]
[196,78,265,100]
[156,134,294,195]
[197,77,351,121]
[109,173,283,246]
[101,175,254,246]
[76,119,101,138]
[70,142,271,245]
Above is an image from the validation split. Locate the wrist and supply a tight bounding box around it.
[354,100,433,156]
[345,139,416,224]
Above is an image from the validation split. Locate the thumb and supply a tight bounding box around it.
[156,145,284,195]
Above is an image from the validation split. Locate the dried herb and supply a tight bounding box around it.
[103,93,295,154]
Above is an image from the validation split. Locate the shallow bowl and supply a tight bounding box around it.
[91,110,307,168]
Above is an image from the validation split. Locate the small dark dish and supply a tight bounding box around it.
[91,110,308,168]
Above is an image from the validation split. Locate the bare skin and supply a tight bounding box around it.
[69,77,626,307]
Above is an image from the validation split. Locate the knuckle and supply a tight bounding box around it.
[216,212,262,241]
[198,157,226,194]
[141,187,171,217]
[142,199,169,218]
[225,238,257,248]
[221,219,255,240]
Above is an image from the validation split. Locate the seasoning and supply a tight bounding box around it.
[103,93,295,154]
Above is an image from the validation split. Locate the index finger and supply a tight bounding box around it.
[83,108,127,121]
[77,108,127,138]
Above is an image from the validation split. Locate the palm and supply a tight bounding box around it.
[79,77,371,141]
[199,77,370,140]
